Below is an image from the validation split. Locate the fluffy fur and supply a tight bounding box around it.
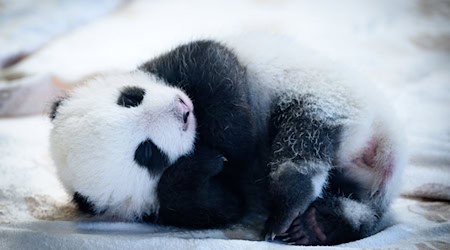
[50,35,406,246]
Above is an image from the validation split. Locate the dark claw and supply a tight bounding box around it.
[287,224,302,234]
[281,237,291,242]
[272,205,323,246]
[290,215,302,227]
[279,232,289,237]
[264,208,303,242]
[290,229,306,240]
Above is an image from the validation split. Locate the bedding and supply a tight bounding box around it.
[0,0,449,249]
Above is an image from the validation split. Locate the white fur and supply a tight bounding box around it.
[311,171,328,198]
[50,71,196,220]
[332,91,407,211]
[339,197,377,230]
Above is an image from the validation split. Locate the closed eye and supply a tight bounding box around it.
[117,86,146,108]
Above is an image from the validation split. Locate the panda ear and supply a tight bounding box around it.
[49,96,67,120]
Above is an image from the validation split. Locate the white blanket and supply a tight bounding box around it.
[0,0,449,249]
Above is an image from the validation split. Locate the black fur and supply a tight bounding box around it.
[268,95,342,164]
[326,168,365,200]
[117,86,146,108]
[134,139,170,176]
[73,192,96,215]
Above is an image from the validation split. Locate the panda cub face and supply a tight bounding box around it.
[50,70,196,220]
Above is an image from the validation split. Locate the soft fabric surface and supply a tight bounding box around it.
[0,0,449,249]
[0,0,123,68]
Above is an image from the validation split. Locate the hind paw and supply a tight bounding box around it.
[276,201,359,246]
[276,207,327,245]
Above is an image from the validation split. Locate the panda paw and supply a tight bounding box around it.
[169,145,225,182]
[275,202,356,246]
[191,145,225,177]
[275,207,326,245]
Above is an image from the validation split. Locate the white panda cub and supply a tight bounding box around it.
[50,35,406,246]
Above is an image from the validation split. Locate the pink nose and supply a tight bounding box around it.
[176,94,193,111]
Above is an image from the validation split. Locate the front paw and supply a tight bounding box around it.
[169,145,225,182]
[191,145,225,177]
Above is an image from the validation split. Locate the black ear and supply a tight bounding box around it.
[49,96,66,120]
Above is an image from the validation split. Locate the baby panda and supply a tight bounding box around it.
[50,35,406,246]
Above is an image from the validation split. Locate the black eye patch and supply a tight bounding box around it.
[134,139,170,175]
[117,86,146,108]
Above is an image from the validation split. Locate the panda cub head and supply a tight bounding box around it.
[50,70,196,220]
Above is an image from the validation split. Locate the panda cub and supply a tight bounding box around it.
[50,35,406,246]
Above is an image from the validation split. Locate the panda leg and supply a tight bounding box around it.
[278,125,404,245]
[264,161,331,239]
[264,96,341,239]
